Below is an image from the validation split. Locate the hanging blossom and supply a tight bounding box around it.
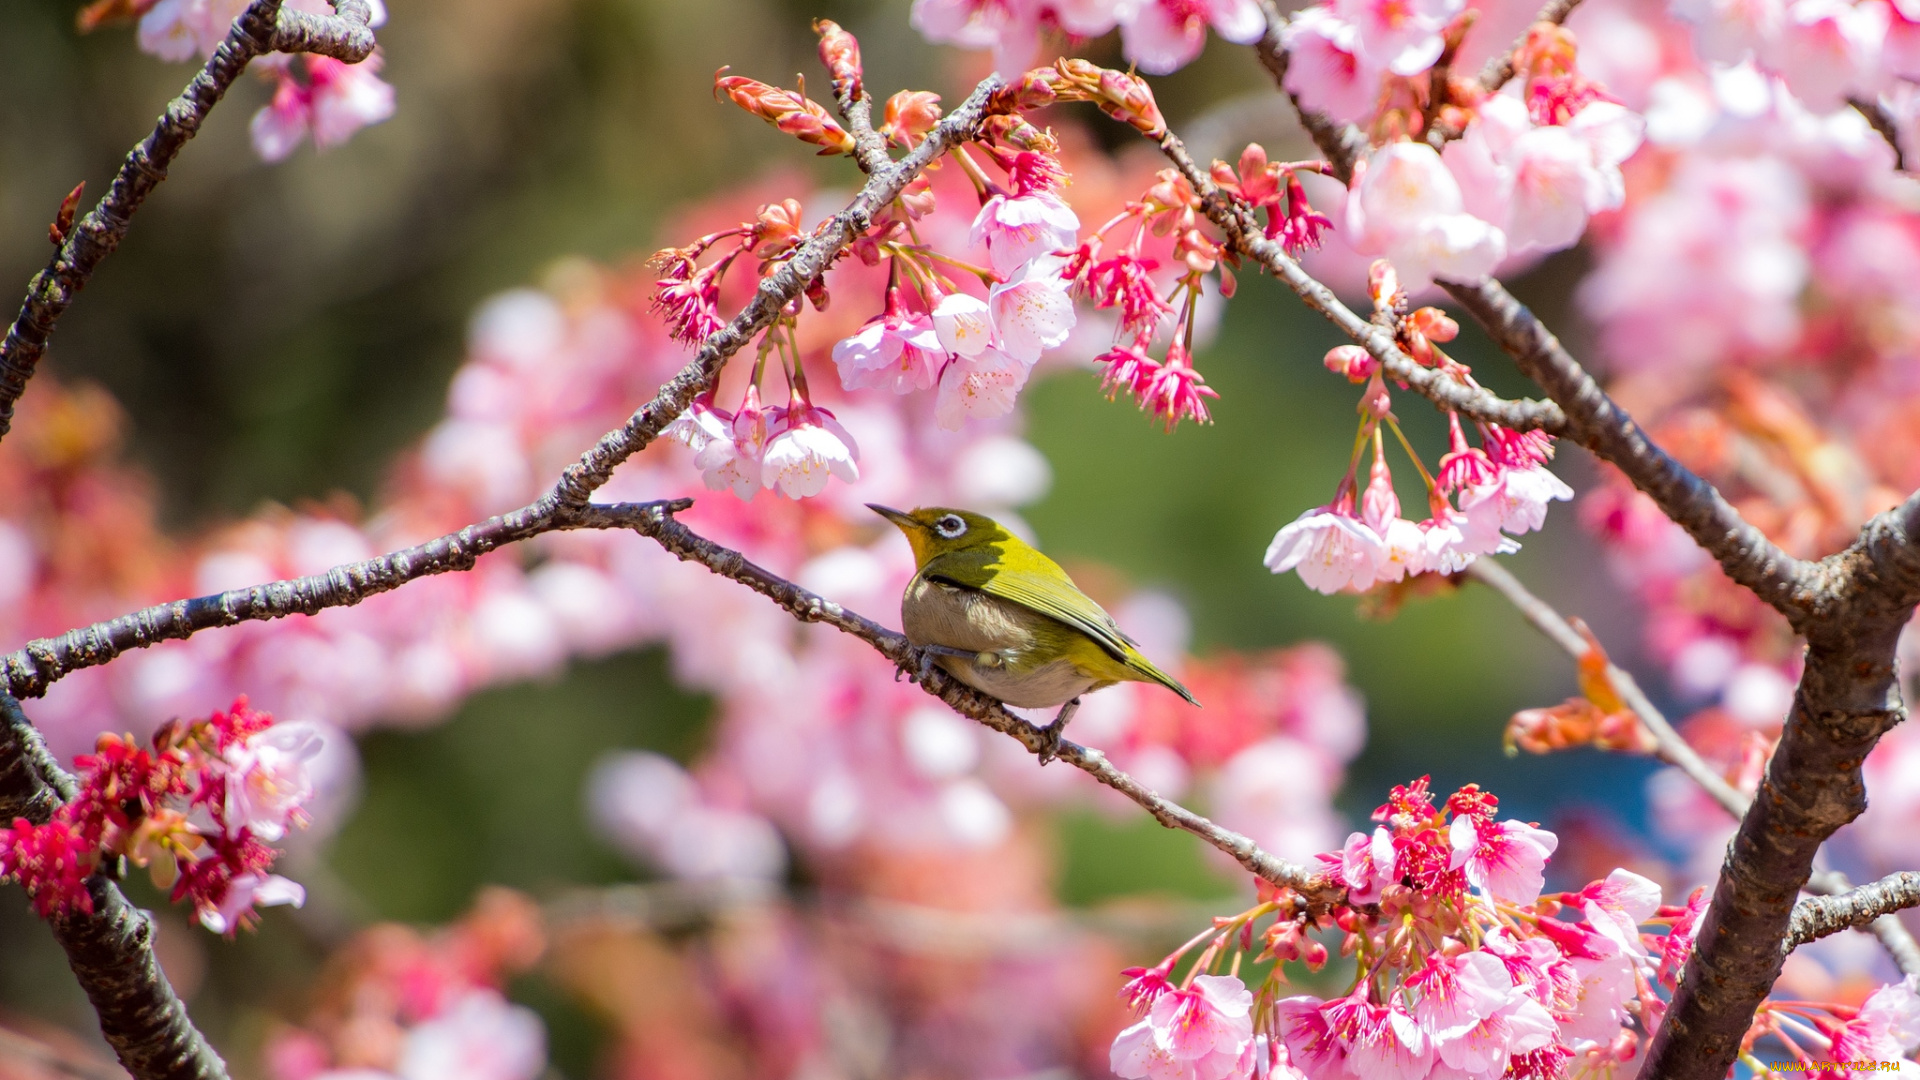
[655,46,1192,499]
[72,0,397,162]
[1062,140,1337,431]
[249,53,397,163]
[1265,268,1570,595]
[0,697,316,934]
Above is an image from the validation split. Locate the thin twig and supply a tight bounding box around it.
[0,0,375,445]
[1851,96,1908,172]
[1149,128,1565,434]
[0,80,1005,701]
[1788,872,1920,957]
[0,697,228,1080]
[573,501,1344,908]
[1472,0,1587,96]
[1464,559,1745,816]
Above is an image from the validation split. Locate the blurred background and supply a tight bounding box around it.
[0,1,1664,1076]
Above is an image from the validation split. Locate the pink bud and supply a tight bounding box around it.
[812,19,863,101]
[1323,345,1378,382]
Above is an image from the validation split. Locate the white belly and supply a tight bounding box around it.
[901,575,1100,709]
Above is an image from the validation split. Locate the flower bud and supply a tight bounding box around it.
[812,19,863,102]
[714,68,855,156]
[1323,344,1378,382]
[1407,306,1458,343]
[883,90,942,149]
[1368,259,1403,312]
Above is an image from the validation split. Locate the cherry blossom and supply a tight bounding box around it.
[221,721,323,842]
[1449,813,1559,903]
[987,254,1078,363]
[1111,974,1257,1080]
[1280,8,1382,121]
[761,401,861,498]
[1264,504,1388,595]
[1332,0,1463,75]
[971,188,1081,276]
[935,346,1032,428]
[200,872,305,934]
[1830,975,1920,1064]
[1346,143,1507,288]
[1121,0,1266,75]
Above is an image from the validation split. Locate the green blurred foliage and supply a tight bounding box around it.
[0,0,1655,1073]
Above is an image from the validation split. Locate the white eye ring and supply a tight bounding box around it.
[934,514,967,539]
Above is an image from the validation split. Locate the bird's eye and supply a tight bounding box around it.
[934,514,967,539]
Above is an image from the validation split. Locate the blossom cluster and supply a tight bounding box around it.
[78,0,395,162]
[1263,265,1573,595]
[1109,778,1670,1080]
[1109,777,1920,1080]
[262,888,548,1080]
[0,697,316,934]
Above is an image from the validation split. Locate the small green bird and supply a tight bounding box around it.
[869,504,1198,756]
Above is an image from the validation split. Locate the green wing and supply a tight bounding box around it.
[925,547,1199,706]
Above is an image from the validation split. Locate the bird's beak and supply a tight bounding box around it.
[866,504,918,531]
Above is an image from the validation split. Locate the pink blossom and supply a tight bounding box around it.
[1657,886,1711,991]
[761,402,860,498]
[1082,253,1173,339]
[911,0,1125,74]
[1576,868,1662,958]
[1121,0,1266,75]
[1831,975,1920,1064]
[1448,814,1558,903]
[1458,464,1575,547]
[987,255,1077,363]
[1444,96,1644,255]
[1281,8,1383,123]
[1140,344,1220,430]
[1333,0,1464,75]
[0,819,94,918]
[1264,504,1388,594]
[1561,948,1638,1044]
[930,292,996,359]
[1761,0,1892,112]
[1346,143,1506,289]
[1274,996,1349,1076]
[247,55,395,164]
[661,393,734,455]
[200,872,305,934]
[1410,952,1558,1077]
[971,191,1081,277]
[1335,826,1398,903]
[397,990,547,1080]
[1111,974,1256,1080]
[1345,998,1434,1080]
[935,347,1031,429]
[308,55,397,149]
[693,386,769,499]
[833,307,945,393]
[221,722,324,842]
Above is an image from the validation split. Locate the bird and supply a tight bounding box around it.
[868,504,1198,760]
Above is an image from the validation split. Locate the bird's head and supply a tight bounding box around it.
[867,505,1013,567]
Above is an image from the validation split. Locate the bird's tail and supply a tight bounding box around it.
[1126,648,1199,706]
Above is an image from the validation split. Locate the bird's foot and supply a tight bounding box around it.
[1036,697,1082,766]
[907,644,976,686]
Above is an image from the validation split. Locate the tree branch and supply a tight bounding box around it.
[0,696,230,1080]
[0,78,1004,700]
[1439,279,1814,622]
[0,0,377,446]
[568,501,1344,907]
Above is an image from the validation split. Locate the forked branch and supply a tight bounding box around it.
[0,0,377,445]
